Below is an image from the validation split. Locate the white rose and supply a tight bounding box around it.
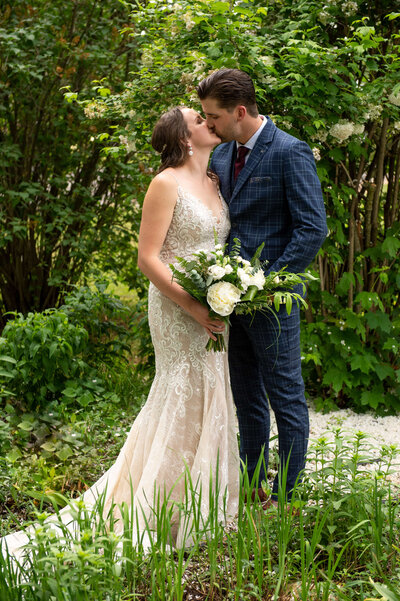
[207,282,242,316]
[224,264,233,274]
[207,265,226,281]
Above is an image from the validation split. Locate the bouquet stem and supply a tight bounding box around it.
[206,333,226,352]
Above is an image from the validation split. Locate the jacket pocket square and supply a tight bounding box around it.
[249,176,272,183]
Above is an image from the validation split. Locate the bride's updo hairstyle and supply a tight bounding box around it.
[151,107,191,172]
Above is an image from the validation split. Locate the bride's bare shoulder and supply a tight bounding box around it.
[144,170,179,209]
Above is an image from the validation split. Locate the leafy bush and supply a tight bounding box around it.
[0,282,137,412]
[0,0,142,326]
[302,222,400,413]
[0,309,103,411]
[0,358,148,536]
[61,281,133,369]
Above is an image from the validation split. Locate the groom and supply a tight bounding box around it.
[197,69,327,504]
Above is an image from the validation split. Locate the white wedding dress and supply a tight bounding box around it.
[1,184,240,561]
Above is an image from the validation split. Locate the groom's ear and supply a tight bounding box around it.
[236,105,247,121]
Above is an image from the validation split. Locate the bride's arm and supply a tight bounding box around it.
[138,173,224,340]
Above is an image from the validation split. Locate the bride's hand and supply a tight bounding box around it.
[186,299,225,341]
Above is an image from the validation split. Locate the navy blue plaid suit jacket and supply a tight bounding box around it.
[210,117,327,274]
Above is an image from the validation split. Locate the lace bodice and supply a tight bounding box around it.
[159,185,230,266]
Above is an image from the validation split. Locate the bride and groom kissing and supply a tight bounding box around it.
[3,68,327,558]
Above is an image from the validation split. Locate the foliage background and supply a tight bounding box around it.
[1,0,400,414]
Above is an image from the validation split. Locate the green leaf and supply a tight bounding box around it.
[0,355,17,364]
[370,580,400,601]
[323,367,352,394]
[354,292,384,311]
[56,445,74,461]
[360,387,384,409]
[328,148,344,162]
[350,353,377,375]
[383,338,399,352]
[375,364,395,381]
[0,368,14,378]
[6,448,22,462]
[335,272,355,296]
[365,311,392,333]
[49,342,58,358]
[381,236,400,257]
[18,420,34,431]
[41,442,57,452]
[77,391,94,407]
[210,1,230,13]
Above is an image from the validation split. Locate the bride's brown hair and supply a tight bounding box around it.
[151,107,191,172]
[151,106,219,182]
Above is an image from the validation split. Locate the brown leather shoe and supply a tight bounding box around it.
[244,487,269,505]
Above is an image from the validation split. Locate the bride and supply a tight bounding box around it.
[1,106,239,560]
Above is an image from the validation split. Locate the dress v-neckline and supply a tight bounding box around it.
[177,184,224,224]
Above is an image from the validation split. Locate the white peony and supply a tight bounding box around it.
[248,269,266,290]
[237,267,265,291]
[207,282,242,316]
[207,265,226,281]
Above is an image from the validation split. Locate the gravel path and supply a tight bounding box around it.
[270,403,400,485]
[307,404,400,448]
[270,403,400,448]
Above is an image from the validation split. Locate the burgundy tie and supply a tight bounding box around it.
[234,146,249,180]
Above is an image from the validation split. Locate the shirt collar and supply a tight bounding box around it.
[236,115,267,151]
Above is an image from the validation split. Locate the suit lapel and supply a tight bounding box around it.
[218,142,236,202]
[231,118,276,201]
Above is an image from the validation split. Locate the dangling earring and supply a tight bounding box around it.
[188,144,194,156]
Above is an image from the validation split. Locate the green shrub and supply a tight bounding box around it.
[0,309,102,410]
[301,227,400,414]
[61,281,133,370]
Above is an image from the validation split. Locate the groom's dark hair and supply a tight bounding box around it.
[197,69,258,117]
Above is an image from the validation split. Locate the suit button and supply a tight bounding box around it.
[232,222,237,227]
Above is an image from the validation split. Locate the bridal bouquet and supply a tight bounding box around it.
[170,238,317,351]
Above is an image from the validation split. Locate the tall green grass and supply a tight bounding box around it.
[1,431,399,600]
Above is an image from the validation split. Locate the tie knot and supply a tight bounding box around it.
[237,146,249,159]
